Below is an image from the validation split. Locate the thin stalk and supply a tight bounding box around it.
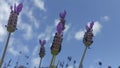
[50,55,56,68]
[79,46,88,68]
[39,58,42,68]
[0,32,11,68]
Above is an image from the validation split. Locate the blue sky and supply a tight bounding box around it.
[0,0,120,68]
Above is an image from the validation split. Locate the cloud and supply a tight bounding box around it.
[0,1,10,42]
[33,0,46,11]
[38,26,54,41]
[20,23,33,40]
[8,38,29,56]
[92,21,102,35]
[68,65,73,68]
[24,10,40,29]
[32,45,39,56]
[74,30,85,40]
[101,16,110,22]
[31,57,40,68]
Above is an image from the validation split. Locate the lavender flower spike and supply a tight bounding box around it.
[59,10,66,19]
[16,3,23,14]
[39,40,46,46]
[57,22,63,35]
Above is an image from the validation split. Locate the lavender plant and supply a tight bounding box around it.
[50,10,66,68]
[39,40,46,68]
[0,3,23,68]
[79,21,94,68]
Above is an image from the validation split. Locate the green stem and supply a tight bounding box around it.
[0,32,11,68]
[79,46,88,68]
[50,55,56,68]
[39,58,42,68]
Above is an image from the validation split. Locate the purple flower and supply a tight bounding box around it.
[57,22,63,35]
[59,10,66,19]
[39,40,46,46]
[16,3,23,13]
[86,21,94,32]
[86,25,90,31]
[90,21,94,29]
[10,3,23,14]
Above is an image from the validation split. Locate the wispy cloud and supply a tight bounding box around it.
[74,30,85,40]
[20,23,33,40]
[33,0,46,11]
[38,26,54,41]
[101,16,110,22]
[31,57,40,68]
[92,21,102,35]
[0,1,10,42]
[8,38,29,56]
[32,45,39,56]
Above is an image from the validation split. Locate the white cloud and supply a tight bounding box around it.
[74,30,85,40]
[101,16,110,22]
[20,23,33,40]
[38,26,54,41]
[0,1,10,42]
[64,24,70,33]
[33,0,46,11]
[68,65,73,68]
[54,19,60,26]
[92,21,102,35]
[26,10,40,29]
[8,47,19,56]
[8,38,29,56]
[31,57,40,68]
[32,45,39,56]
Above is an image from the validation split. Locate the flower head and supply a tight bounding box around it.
[59,10,66,19]
[39,39,46,58]
[83,21,94,47]
[39,40,46,46]
[10,3,23,15]
[86,21,94,32]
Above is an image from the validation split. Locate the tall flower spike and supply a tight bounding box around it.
[57,22,63,35]
[59,10,66,19]
[39,39,46,68]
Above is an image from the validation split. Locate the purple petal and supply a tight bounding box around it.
[57,22,63,35]
[59,10,66,19]
[39,40,46,46]
[42,40,46,45]
[90,21,94,29]
[14,3,17,12]
[16,3,23,13]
